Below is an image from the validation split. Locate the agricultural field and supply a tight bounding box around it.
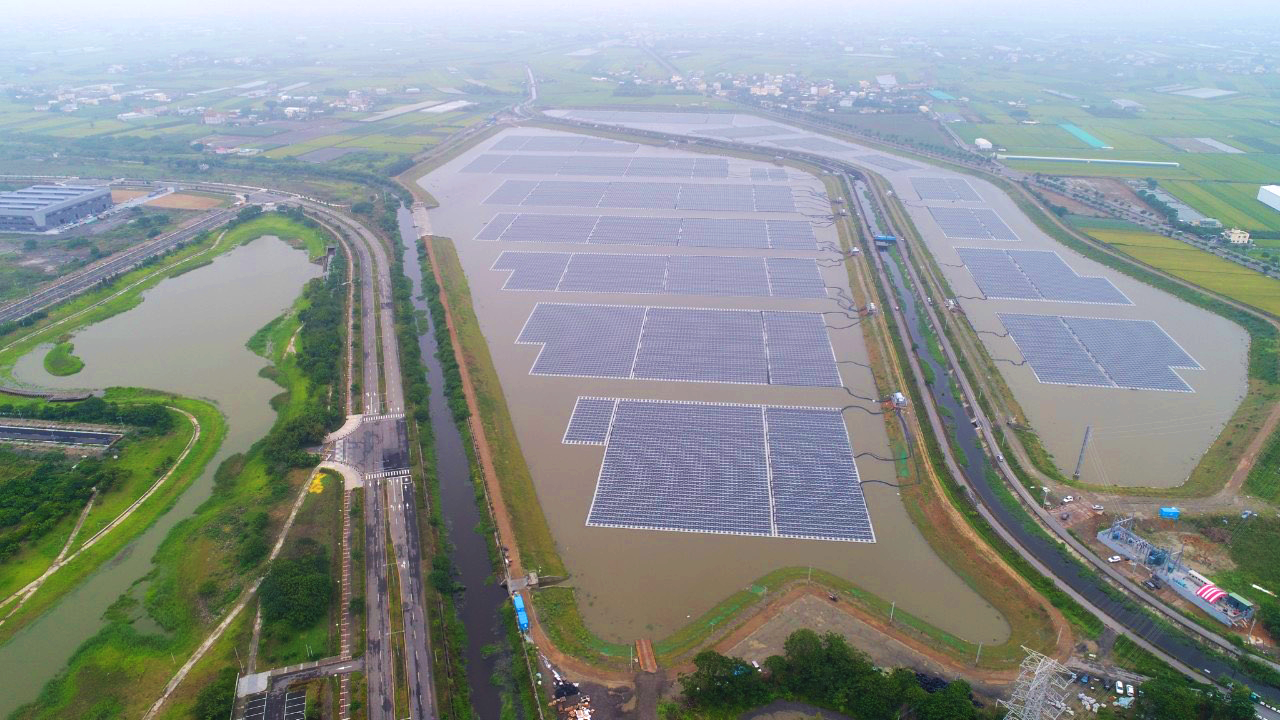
[1162,180,1280,232]
[1077,222,1280,317]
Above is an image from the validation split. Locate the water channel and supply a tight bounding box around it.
[0,236,320,716]
[398,207,507,719]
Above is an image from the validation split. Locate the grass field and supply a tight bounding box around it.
[41,340,83,376]
[1083,227,1280,316]
[1162,180,1280,232]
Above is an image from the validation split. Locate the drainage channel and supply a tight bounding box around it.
[398,207,508,719]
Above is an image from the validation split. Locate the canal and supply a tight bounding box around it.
[398,207,508,719]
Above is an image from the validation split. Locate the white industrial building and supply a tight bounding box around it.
[1258,185,1280,213]
[974,137,993,151]
[1223,228,1251,245]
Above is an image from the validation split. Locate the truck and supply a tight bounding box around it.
[513,593,530,633]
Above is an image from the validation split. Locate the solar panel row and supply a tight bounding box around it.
[770,137,855,152]
[911,177,982,202]
[476,213,819,249]
[567,110,722,124]
[750,167,790,181]
[999,313,1200,392]
[857,155,919,171]
[928,207,1019,241]
[957,248,1131,305]
[493,252,827,299]
[482,180,798,212]
[516,303,840,387]
[572,398,873,542]
[462,154,730,178]
[491,135,640,152]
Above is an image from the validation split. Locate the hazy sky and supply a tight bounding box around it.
[5,0,1278,25]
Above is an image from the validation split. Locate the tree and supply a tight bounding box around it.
[1131,676,1198,720]
[190,666,237,720]
[678,650,770,709]
[916,680,976,720]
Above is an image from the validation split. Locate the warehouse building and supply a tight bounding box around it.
[1258,185,1280,214]
[0,184,113,232]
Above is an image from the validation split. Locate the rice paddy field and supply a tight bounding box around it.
[1074,219,1280,316]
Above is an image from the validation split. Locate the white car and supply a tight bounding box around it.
[1126,684,1134,697]
[1092,504,1104,512]
[1107,555,1124,564]
[1115,680,1124,694]
[1063,495,1075,503]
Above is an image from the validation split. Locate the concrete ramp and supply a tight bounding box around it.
[318,461,364,489]
[324,414,363,443]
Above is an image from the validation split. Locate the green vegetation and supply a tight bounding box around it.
[9,218,344,718]
[1164,180,1280,233]
[259,537,334,664]
[668,629,997,720]
[42,340,84,376]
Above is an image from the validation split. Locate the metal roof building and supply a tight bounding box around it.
[0,184,113,232]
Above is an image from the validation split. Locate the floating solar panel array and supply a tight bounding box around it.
[494,252,826,298]
[476,213,818,249]
[490,135,639,152]
[516,303,840,386]
[928,207,1019,241]
[998,313,1200,392]
[857,155,919,171]
[567,110,723,124]
[567,398,873,542]
[769,137,855,153]
[694,126,796,139]
[751,167,790,181]
[483,180,798,212]
[956,248,1131,305]
[911,177,983,202]
[462,154,729,178]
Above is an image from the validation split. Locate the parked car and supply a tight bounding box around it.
[1116,680,1125,695]
[1107,555,1124,563]
[1126,684,1135,697]
[1063,495,1075,503]
[1092,504,1104,512]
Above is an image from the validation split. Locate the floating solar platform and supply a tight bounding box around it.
[857,155,919,171]
[490,135,639,152]
[956,248,1131,305]
[998,313,1200,392]
[462,154,729,178]
[491,251,826,299]
[475,213,819,249]
[769,137,854,153]
[911,177,982,202]
[516,303,840,386]
[566,110,722,124]
[927,207,1019,241]
[482,180,798,212]
[751,167,790,181]
[693,126,797,139]
[567,397,874,542]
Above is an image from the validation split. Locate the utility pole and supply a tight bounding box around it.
[889,601,896,623]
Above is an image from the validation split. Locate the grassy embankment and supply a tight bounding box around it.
[10,220,342,720]
[41,339,83,376]
[430,231,1060,673]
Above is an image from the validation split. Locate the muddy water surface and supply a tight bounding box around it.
[417,129,1011,647]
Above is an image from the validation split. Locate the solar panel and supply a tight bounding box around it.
[567,110,722,124]
[462,154,729,178]
[956,248,1131,304]
[998,313,1199,392]
[857,155,919,171]
[572,398,873,542]
[769,137,852,152]
[911,177,982,202]
[562,397,617,444]
[694,126,797,139]
[516,303,840,386]
[473,214,818,250]
[491,135,640,152]
[751,168,790,181]
[491,251,825,299]
[928,207,1019,241]
[482,181,799,212]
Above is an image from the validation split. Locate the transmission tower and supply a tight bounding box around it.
[998,647,1073,720]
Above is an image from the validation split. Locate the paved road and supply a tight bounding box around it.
[0,207,235,325]
[0,424,120,446]
[364,474,394,720]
